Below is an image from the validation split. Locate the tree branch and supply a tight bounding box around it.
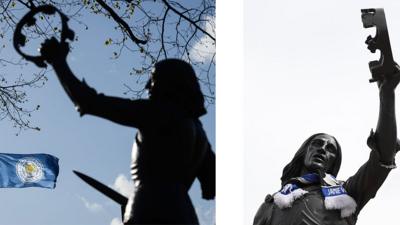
[161,8,169,58]
[94,0,148,45]
[161,0,215,41]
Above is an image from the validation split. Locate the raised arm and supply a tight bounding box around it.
[39,37,152,128]
[344,66,400,212]
[374,65,400,165]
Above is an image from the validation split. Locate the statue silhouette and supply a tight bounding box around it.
[254,8,400,225]
[40,37,215,225]
[253,59,400,225]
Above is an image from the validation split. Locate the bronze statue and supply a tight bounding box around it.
[253,8,399,225]
[39,37,215,225]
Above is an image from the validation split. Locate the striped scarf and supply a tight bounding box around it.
[273,173,357,218]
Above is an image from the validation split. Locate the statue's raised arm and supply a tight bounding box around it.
[373,64,399,166]
[361,8,399,164]
[253,8,399,225]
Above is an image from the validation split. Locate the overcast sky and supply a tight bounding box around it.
[244,0,400,224]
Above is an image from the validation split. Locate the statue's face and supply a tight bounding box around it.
[145,68,158,99]
[303,134,338,173]
[145,78,155,98]
[146,67,178,101]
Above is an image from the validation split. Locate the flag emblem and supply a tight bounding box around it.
[16,158,44,183]
[0,153,59,188]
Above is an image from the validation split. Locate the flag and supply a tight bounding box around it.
[0,153,59,189]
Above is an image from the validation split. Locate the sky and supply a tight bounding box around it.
[5,1,400,225]
[244,0,400,225]
[0,2,215,225]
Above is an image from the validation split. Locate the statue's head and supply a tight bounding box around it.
[280,133,342,186]
[145,59,207,118]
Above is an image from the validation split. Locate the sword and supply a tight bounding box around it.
[73,170,128,219]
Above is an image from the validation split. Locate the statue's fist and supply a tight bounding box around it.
[39,37,69,65]
[378,63,400,92]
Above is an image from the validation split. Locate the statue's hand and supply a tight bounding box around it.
[378,63,400,93]
[39,37,69,65]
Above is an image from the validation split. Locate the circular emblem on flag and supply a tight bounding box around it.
[16,158,44,183]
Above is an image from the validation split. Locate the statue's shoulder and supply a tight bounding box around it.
[265,194,274,203]
[253,194,274,225]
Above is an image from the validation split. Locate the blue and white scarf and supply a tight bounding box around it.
[273,173,357,218]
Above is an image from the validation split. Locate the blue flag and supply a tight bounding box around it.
[0,153,59,189]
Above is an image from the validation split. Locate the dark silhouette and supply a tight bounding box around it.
[40,37,215,225]
[254,8,400,225]
[361,8,396,83]
[253,70,400,224]
[3,1,215,132]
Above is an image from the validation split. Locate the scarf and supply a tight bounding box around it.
[273,173,357,218]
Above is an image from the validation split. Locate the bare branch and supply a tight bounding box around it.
[161,0,215,41]
[0,0,215,133]
[161,7,169,58]
[94,0,147,45]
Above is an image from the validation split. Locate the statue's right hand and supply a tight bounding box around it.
[39,37,69,65]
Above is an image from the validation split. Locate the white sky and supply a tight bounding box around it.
[242,0,400,224]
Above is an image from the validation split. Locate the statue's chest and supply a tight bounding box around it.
[270,190,354,225]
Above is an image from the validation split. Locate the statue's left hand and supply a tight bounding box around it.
[378,63,400,93]
[39,37,69,65]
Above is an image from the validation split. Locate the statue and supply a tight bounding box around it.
[39,37,215,224]
[253,8,399,225]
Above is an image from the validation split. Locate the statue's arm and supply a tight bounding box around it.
[374,66,400,165]
[40,38,152,128]
[197,144,215,200]
[344,66,400,211]
[50,57,94,114]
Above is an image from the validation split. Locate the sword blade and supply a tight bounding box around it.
[73,170,128,206]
